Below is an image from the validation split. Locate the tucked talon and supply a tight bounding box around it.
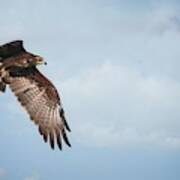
[0,82,6,92]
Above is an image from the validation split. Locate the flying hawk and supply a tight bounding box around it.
[0,40,71,150]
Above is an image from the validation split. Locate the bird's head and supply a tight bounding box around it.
[32,56,47,66]
[17,55,47,68]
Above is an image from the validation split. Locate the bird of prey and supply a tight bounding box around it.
[0,40,71,150]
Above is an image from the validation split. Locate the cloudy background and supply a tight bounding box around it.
[0,0,180,179]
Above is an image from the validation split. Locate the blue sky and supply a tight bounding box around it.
[0,0,180,179]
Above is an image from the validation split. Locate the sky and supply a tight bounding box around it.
[0,0,180,179]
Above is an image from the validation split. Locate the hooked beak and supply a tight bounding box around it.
[35,56,47,65]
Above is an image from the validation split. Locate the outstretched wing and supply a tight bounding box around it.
[0,40,25,59]
[8,67,71,150]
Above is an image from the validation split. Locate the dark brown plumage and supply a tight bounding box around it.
[0,40,71,150]
[0,40,25,60]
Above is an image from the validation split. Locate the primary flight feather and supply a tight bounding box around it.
[0,40,71,150]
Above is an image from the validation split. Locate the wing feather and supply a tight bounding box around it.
[9,67,71,150]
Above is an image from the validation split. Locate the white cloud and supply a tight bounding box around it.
[0,168,6,179]
[24,172,40,180]
[0,0,180,151]
[144,4,180,35]
[61,62,180,149]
